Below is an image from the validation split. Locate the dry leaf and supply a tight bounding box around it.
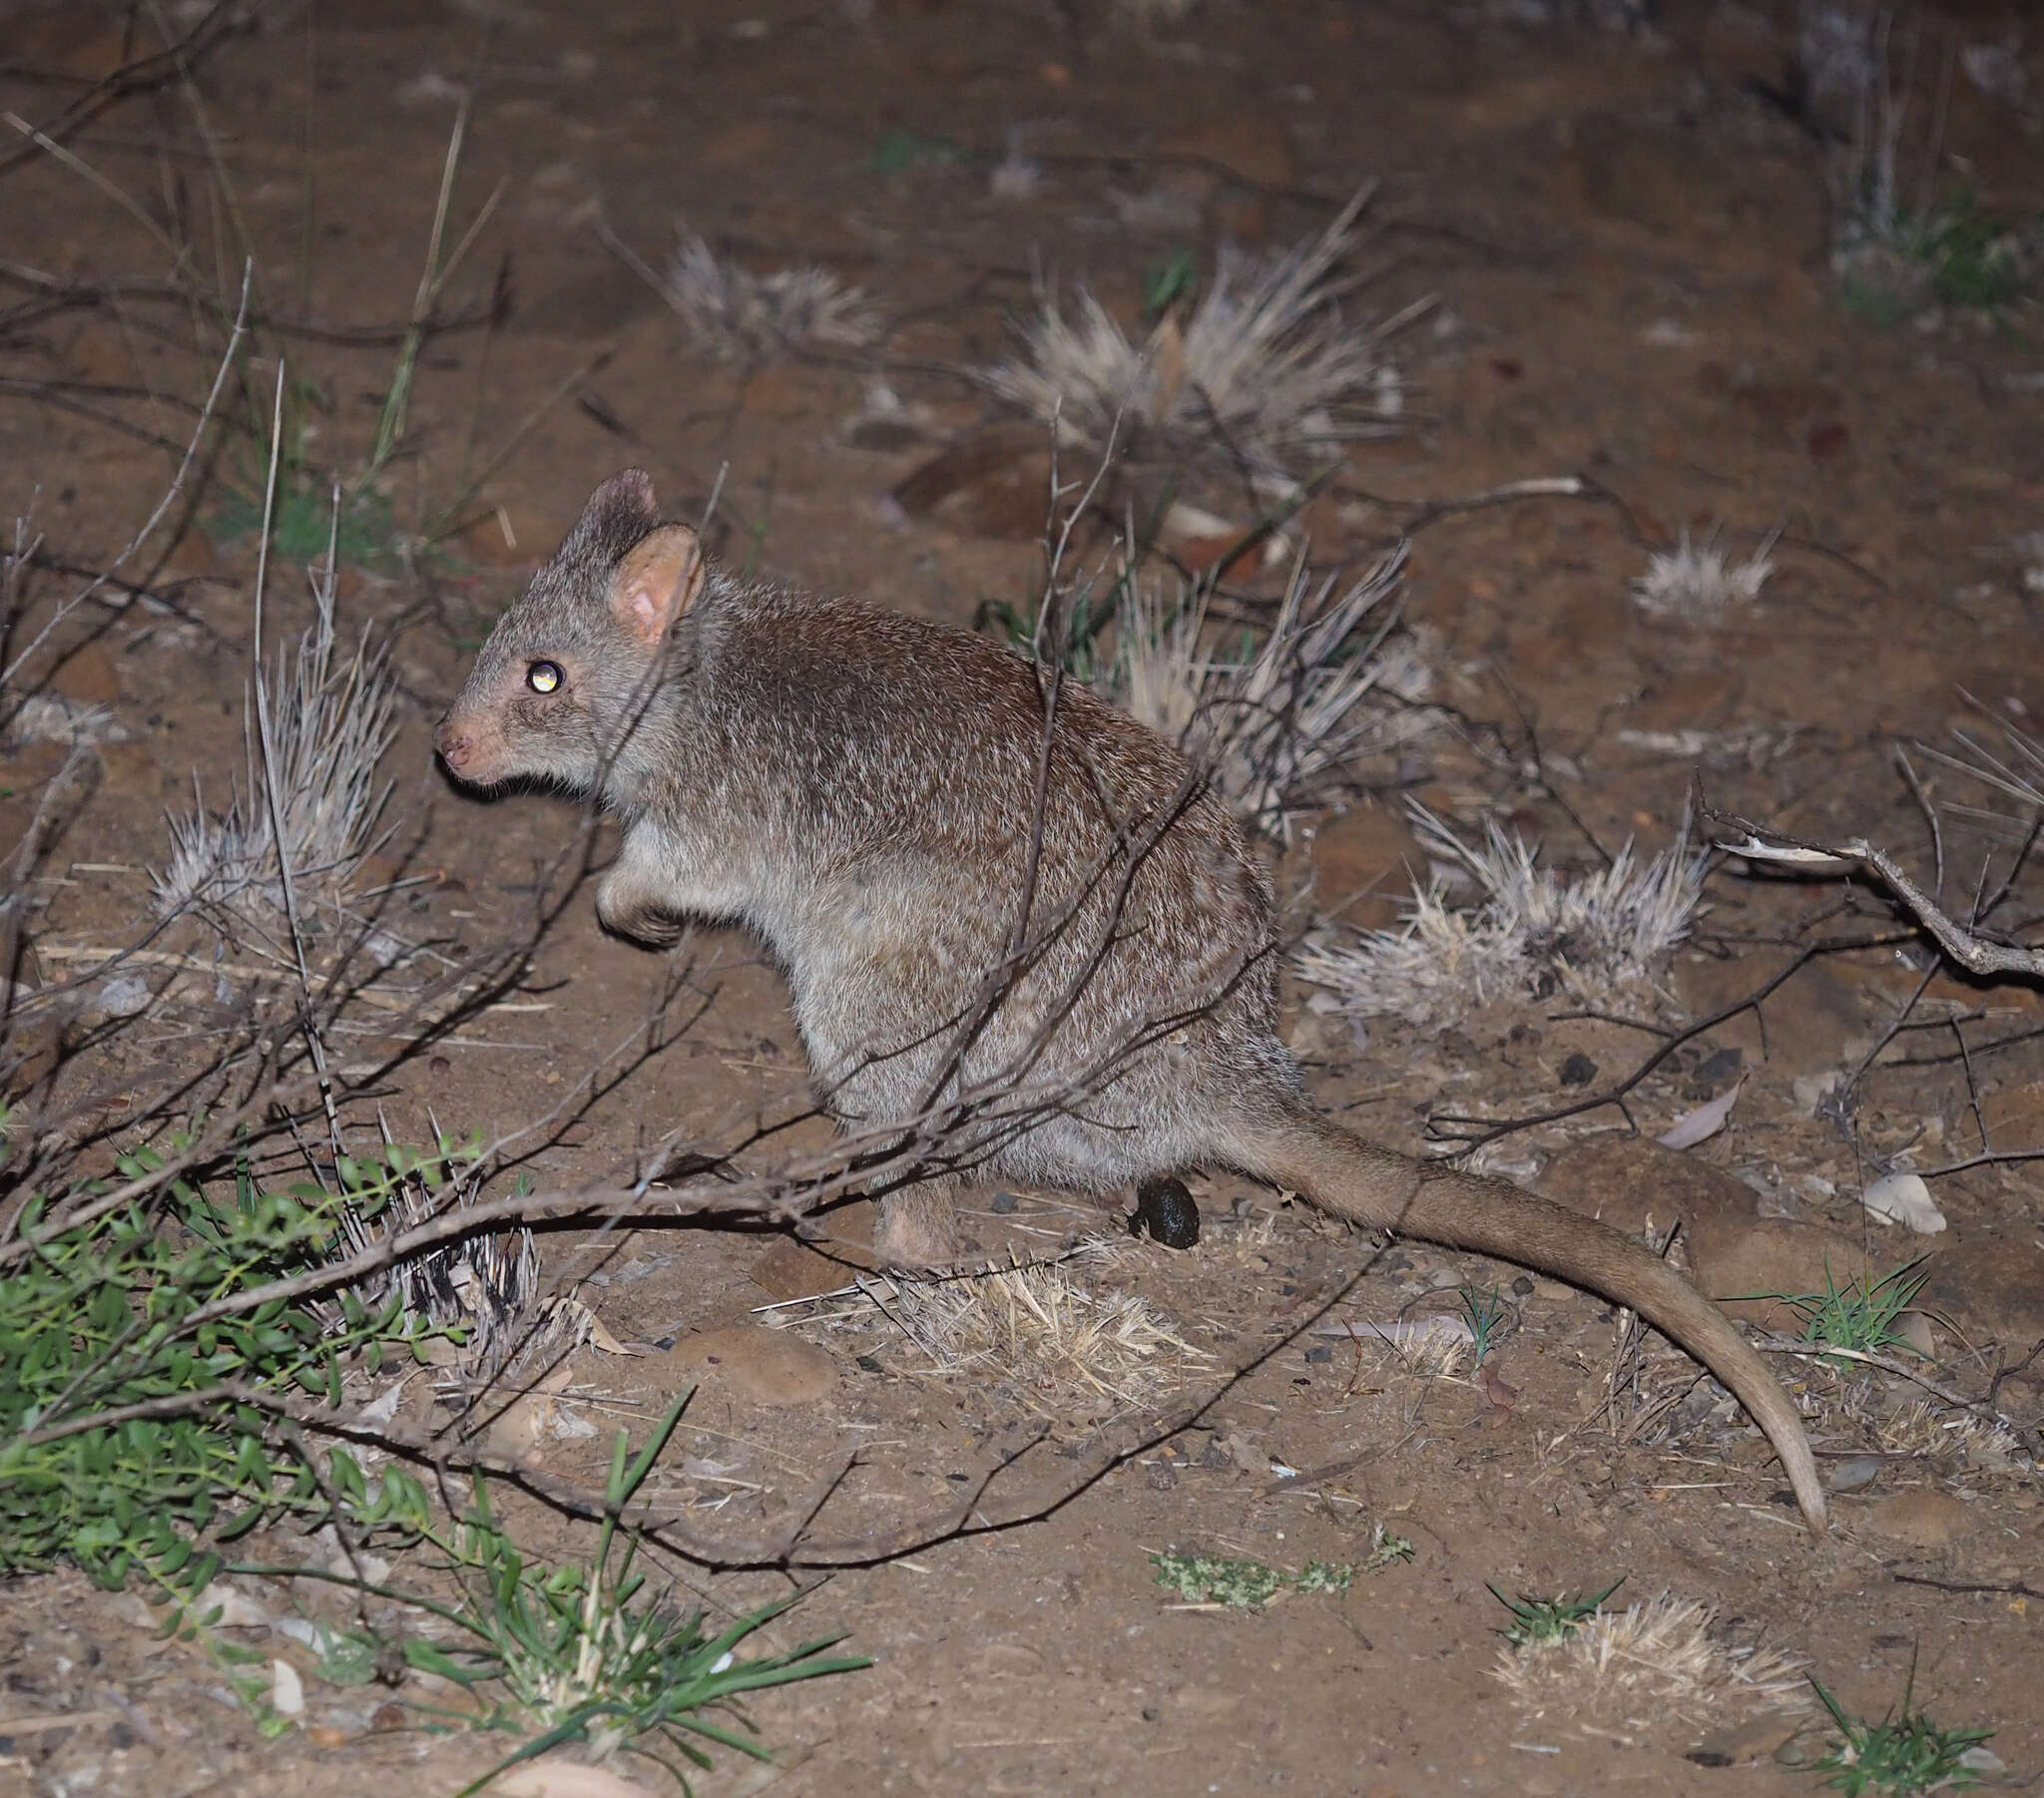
[1658,1078,1743,1150]
[1860,1170,1946,1233]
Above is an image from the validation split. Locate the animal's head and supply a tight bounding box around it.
[433,469,705,797]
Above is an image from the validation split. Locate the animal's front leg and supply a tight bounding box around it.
[596,827,688,947]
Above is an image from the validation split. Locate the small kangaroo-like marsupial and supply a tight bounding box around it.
[435,469,1825,1536]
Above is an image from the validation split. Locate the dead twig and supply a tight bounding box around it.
[0,1,248,183]
[1706,801,2044,982]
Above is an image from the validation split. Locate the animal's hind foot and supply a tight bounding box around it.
[873,1184,981,1273]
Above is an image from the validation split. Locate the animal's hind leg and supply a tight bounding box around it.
[873,1176,977,1271]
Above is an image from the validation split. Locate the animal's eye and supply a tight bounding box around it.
[526,661,563,694]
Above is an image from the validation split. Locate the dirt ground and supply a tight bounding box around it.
[4,0,2044,1794]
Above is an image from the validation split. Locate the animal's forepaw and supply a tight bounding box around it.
[596,893,686,947]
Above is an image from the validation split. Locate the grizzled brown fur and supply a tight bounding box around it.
[436,469,1826,1535]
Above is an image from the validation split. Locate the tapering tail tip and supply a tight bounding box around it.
[1243,1114,1831,1539]
[1780,1406,1828,1538]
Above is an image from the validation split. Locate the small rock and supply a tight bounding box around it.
[1687,1706,1813,1767]
[654,1326,837,1406]
[195,1580,269,1629]
[990,1190,1020,1214]
[270,1658,305,1717]
[1861,1171,1945,1234]
[1692,1045,1744,1089]
[92,974,152,1021]
[1558,1052,1598,1088]
[494,1758,662,1798]
[1826,1456,1884,1494]
[1862,1490,1979,1549]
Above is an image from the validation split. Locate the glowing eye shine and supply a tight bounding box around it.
[526,661,563,694]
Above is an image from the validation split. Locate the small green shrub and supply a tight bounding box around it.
[1488,1577,1624,1647]
[1809,1673,1995,1796]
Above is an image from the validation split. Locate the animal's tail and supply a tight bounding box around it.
[1233,1110,1826,1536]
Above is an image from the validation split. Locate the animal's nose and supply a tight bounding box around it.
[434,719,470,770]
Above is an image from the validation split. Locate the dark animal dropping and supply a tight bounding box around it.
[1130,1175,1200,1247]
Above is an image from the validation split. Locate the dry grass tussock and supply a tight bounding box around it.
[1495,1594,1811,1732]
[809,1247,1209,1422]
[1878,1399,2030,1471]
[153,563,395,946]
[1630,528,1776,618]
[319,1131,561,1388]
[985,188,1405,480]
[661,225,880,362]
[1100,544,1432,838]
[1295,805,1706,1028]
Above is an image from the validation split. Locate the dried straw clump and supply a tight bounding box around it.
[985,189,1404,480]
[154,568,394,943]
[1630,529,1775,618]
[663,225,880,363]
[1494,1594,1811,1733]
[1102,544,1432,838]
[856,1254,1208,1422]
[1295,806,1706,1029]
[1878,1400,2030,1472]
[1,693,117,748]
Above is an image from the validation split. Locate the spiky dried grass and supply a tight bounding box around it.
[1494,1593,1811,1732]
[0,692,117,748]
[153,564,394,941]
[663,225,880,363]
[985,189,1403,479]
[1101,544,1431,838]
[851,1252,1208,1422]
[1878,1399,2030,1470]
[1295,806,1707,1028]
[324,1146,544,1386]
[1315,1313,1474,1379]
[1630,529,1776,618]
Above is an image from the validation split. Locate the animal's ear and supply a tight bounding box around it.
[579,468,659,539]
[608,524,705,646]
